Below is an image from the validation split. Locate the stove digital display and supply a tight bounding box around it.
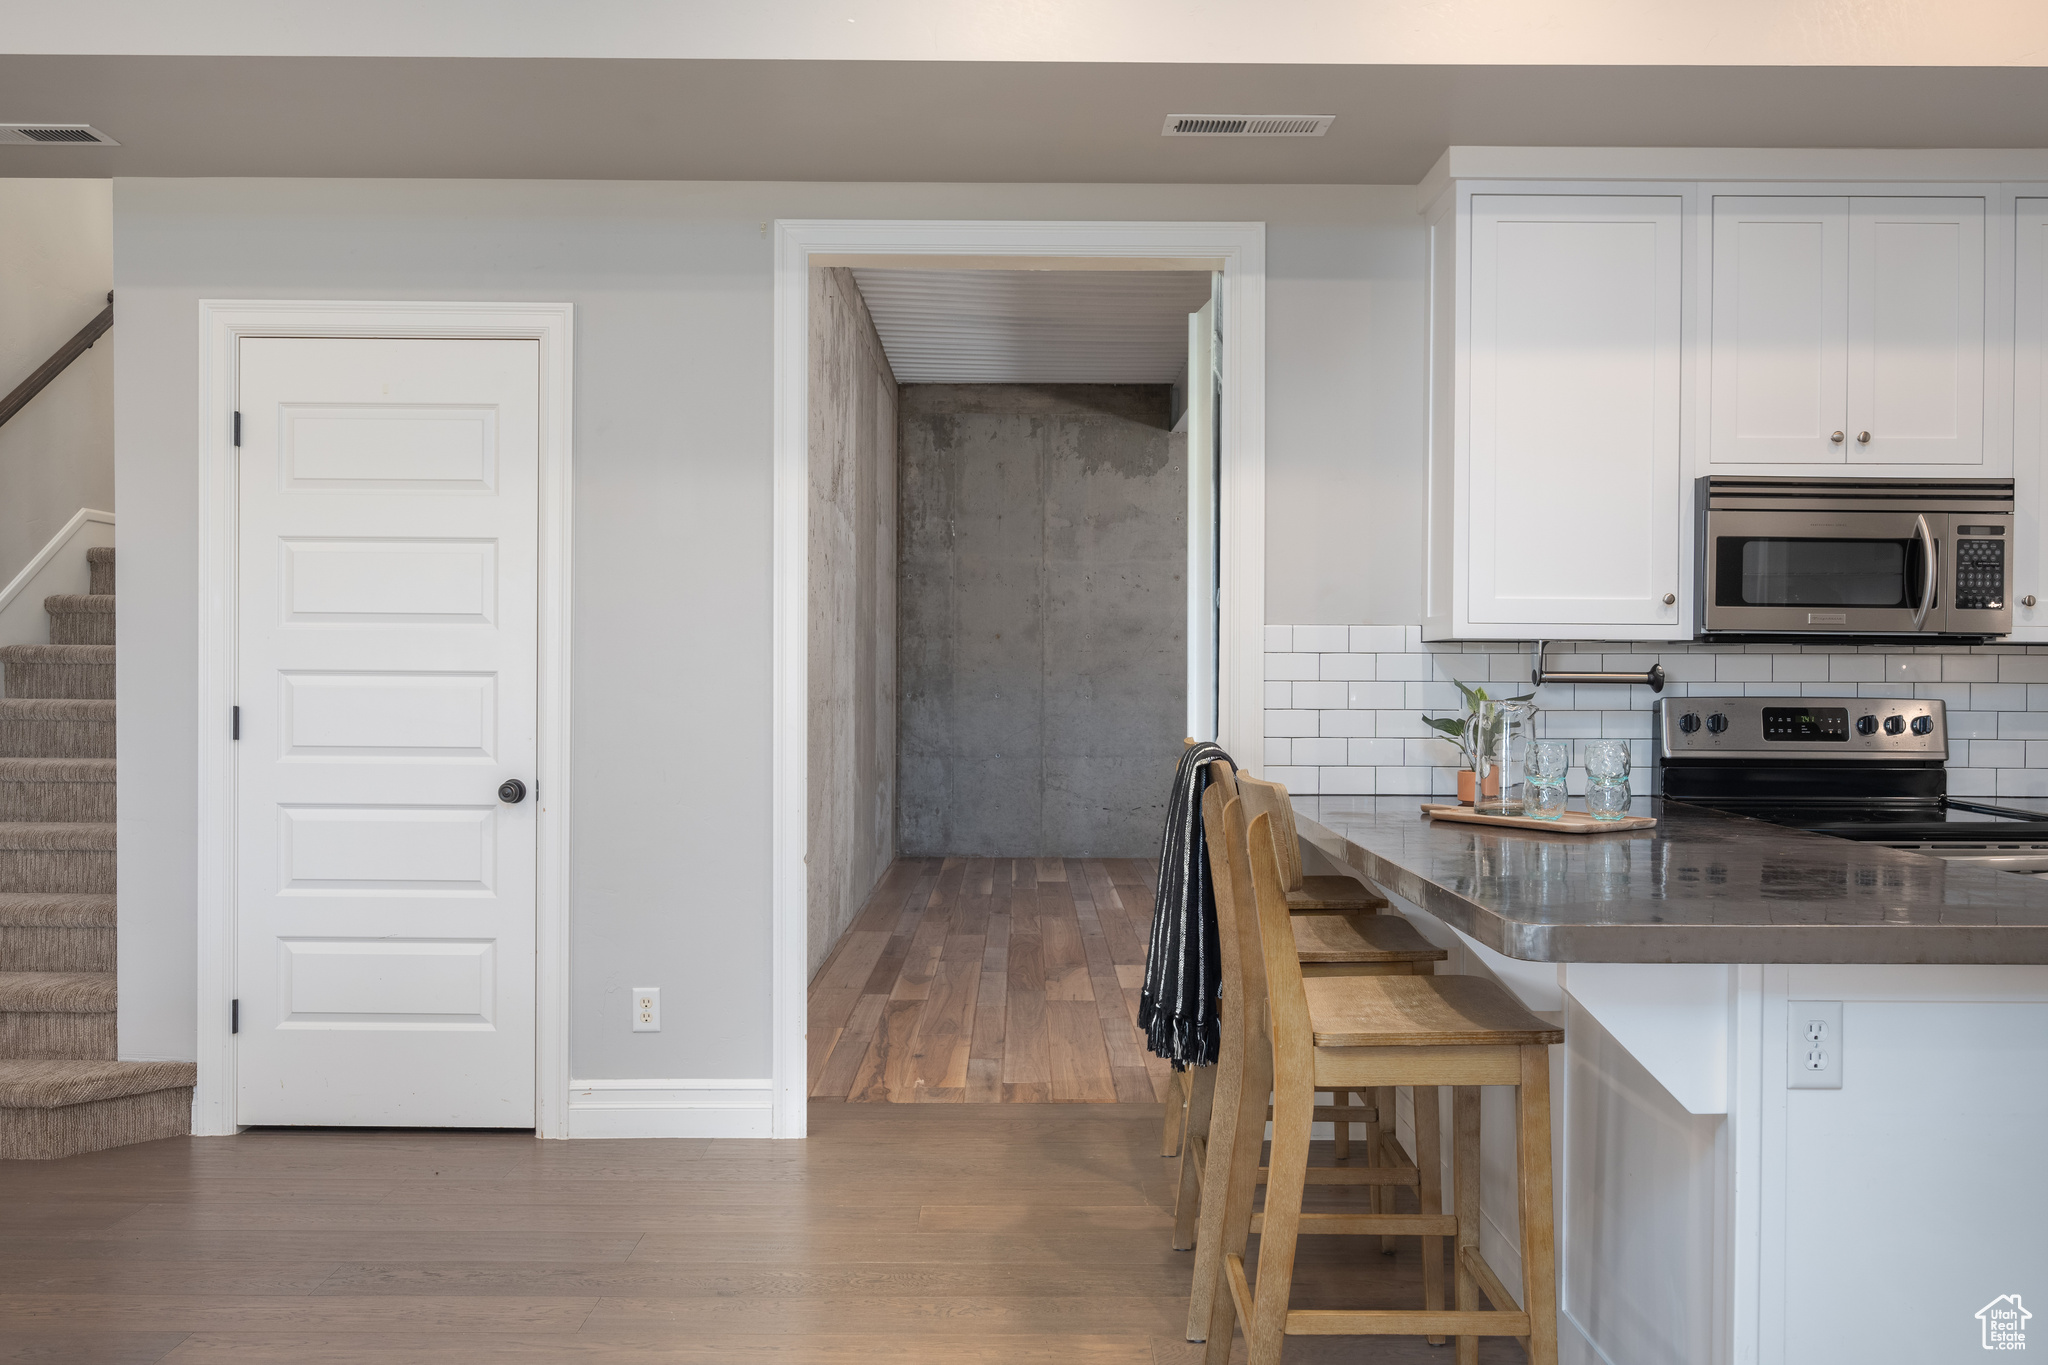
[1762,707,1849,741]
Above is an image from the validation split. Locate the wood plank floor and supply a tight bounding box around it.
[809,858,1173,1104]
[0,1103,1527,1362]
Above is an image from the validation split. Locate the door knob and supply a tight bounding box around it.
[1857,431,1871,444]
[498,779,528,804]
[1662,593,1677,605]
[2026,595,2038,608]
[1831,431,1845,443]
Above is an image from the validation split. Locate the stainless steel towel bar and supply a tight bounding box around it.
[1530,640,1666,693]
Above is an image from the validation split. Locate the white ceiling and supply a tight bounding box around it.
[848,268,1214,384]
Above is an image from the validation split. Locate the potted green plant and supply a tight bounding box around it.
[1424,679,1535,805]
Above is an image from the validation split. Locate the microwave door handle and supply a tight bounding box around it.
[1911,514,1936,630]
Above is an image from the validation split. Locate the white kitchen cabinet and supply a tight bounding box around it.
[1432,194,1683,639]
[1709,195,1985,468]
[2010,199,2048,636]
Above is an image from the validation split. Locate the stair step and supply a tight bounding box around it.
[0,823,117,895]
[43,595,115,646]
[86,546,114,597]
[0,644,113,700]
[0,700,115,758]
[0,1059,193,1160]
[0,758,115,823]
[0,892,115,972]
[0,970,115,1060]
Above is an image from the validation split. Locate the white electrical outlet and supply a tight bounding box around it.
[632,987,660,1033]
[1787,1000,1842,1089]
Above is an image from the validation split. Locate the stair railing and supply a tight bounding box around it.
[0,291,113,431]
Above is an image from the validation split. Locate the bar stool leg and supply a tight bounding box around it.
[1173,1065,1217,1250]
[1415,1082,1446,1343]
[1518,1045,1561,1365]
[1374,1084,1396,1254]
[1332,1087,1351,1160]
[1200,1022,1273,1363]
[1453,1085,1482,1365]
[1161,1069,1188,1157]
[1246,1070,1313,1365]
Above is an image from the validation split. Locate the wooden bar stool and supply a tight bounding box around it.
[1235,771,1390,913]
[1201,810,1564,1365]
[1178,787,1448,1344]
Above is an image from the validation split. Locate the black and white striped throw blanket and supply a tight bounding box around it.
[1137,740,1233,1070]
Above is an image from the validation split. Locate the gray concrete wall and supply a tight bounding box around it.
[898,384,1185,858]
[806,267,897,980]
[0,180,114,588]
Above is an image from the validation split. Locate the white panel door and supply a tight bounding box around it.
[1467,194,1682,630]
[235,337,539,1127]
[1708,196,1849,464]
[1846,196,1985,465]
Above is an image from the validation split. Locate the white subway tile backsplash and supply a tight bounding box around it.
[1293,625,1349,653]
[1376,653,1432,682]
[1347,681,1407,710]
[1716,655,1773,682]
[1350,625,1405,653]
[1292,680,1348,710]
[1347,738,1406,766]
[1884,655,1941,683]
[1976,683,2030,711]
[1319,653,1377,681]
[1265,626,2048,804]
[1292,736,1348,765]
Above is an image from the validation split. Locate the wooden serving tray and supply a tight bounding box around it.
[1420,803,1656,835]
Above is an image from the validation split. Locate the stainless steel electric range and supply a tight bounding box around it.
[1655,695,2048,877]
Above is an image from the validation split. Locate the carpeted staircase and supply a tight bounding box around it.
[0,548,195,1159]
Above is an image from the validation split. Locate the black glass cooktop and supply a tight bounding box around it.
[1671,797,2048,844]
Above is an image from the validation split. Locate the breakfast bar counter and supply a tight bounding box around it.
[1298,797,2048,965]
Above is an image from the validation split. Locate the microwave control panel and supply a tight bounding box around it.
[1956,533,2006,611]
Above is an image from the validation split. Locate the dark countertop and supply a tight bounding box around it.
[1299,798,2048,964]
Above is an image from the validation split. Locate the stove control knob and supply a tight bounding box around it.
[1883,715,1905,736]
[1677,712,1701,734]
[1704,712,1728,734]
[1911,715,1934,736]
[1855,714,1879,736]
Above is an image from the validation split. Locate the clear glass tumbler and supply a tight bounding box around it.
[1584,739,1632,821]
[1474,700,1537,816]
[1525,740,1570,821]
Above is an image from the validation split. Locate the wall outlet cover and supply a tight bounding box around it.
[1787,1000,1843,1089]
[632,987,660,1033]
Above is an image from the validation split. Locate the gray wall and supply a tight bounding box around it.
[897,384,1184,858]
[0,180,114,588]
[110,177,1426,1080]
[806,267,897,978]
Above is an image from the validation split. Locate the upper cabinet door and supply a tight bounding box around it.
[1845,196,1986,465]
[1467,195,1682,629]
[1709,196,1849,464]
[2012,200,2048,636]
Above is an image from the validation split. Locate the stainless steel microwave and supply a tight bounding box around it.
[1697,477,2014,639]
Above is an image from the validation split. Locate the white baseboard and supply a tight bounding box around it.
[566,1078,774,1139]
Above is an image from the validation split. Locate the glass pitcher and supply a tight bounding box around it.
[1474,699,1537,816]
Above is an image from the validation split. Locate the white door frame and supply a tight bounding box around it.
[771,220,1267,1139]
[192,300,574,1137]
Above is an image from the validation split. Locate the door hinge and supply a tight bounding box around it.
[231,705,240,740]
[232,411,241,447]
[231,999,239,1034]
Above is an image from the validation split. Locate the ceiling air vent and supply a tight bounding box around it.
[0,124,119,146]
[1162,114,1333,138]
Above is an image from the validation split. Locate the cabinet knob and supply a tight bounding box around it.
[1831,431,1845,443]
[1662,593,1677,605]
[2026,595,2038,608]
[1857,431,1871,444]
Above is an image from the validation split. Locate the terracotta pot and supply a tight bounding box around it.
[1482,765,1501,798]
[1456,769,1477,805]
